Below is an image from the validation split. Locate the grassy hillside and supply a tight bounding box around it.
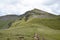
[0,20,9,29]
[0,17,60,40]
[0,9,60,40]
[0,20,15,29]
[27,18,60,30]
[0,15,19,29]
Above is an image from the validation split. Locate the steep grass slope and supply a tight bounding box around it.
[0,9,60,40]
[0,15,19,29]
[0,17,60,40]
[27,18,60,30]
[0,20,10,29]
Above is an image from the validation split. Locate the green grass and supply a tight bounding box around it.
[0,20,9,29]
[0,20,14,29]
[27,18,60,30]
[0,18,60,40]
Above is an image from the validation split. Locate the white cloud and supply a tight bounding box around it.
[0,0,60,16]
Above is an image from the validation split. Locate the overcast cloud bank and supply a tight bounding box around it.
[0,0,60,16]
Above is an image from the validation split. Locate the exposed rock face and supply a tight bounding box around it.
[33,33,40,40]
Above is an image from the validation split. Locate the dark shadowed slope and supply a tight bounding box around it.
[0,15,19,29]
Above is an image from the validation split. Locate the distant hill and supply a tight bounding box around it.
[0,9,59,29]
[20,8,58,21]
[10,9,60,30]
[0,9,60,40]
[0,15,19,29]
[0,15,19,21]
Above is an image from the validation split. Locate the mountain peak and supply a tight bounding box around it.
[25,8,54,15]
[24,8,56,16]
[21,8,57,21]
[32,8,43,11]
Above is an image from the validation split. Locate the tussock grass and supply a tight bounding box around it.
[0,18,60,40]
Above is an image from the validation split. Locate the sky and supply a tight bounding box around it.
[0,0,60,16]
